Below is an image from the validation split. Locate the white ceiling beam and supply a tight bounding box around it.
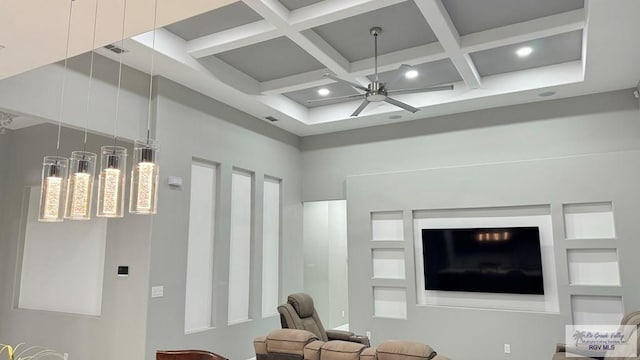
[242,0,367,86]
[351,42,447,76]
[460,9,586,53]
[414,0,481,89]
[187,20,282,58]
[122,31,312,132]
[131,29,262,95]
[261,43,447,94]
[289,0,407,31]
[261,69,333,95]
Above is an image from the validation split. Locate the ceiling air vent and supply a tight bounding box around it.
[265,116,279,122]
[104,44,128,54]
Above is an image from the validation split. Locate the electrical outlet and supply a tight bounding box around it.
[341,310,345,318]
[151,285,164,298]
[504,344,511,354]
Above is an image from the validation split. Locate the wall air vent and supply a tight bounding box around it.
[265,116,279,122]
[104,44,128,54]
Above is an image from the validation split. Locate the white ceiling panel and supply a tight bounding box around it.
[470,30,583,77]
[165,2,263,41]
[278,0,325,11]
[443,0,584,36]
[368,59,462,91]
[312,1,438,62]
[284,82,361,108]
[214,36,326,82]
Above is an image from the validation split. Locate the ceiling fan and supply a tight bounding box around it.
[308,27,454,117]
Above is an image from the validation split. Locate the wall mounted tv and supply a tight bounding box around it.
[422,227,544,295]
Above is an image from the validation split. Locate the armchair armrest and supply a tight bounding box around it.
[326,330,371,347]
[326,329,354,341]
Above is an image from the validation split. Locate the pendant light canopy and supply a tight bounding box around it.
[65,151,97,220]
[39,156,69,222]
[97,146,127,217]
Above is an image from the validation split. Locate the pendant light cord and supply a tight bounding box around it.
[113,0,128,148]
[83,0,100,153]
[145,0,159,144]
[55,0,75,155]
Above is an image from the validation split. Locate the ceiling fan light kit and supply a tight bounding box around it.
[309,26,454,117]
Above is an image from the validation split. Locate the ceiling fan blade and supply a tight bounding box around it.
[387,84,454,96]
[351,100,370,117]
[384,97,419,113]
[306,94,363,104]
[323,73,368,92]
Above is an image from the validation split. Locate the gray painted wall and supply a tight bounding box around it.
[0,124,151,360]
[345,151,640,360]
[0,53,150,141]
[301,89,640,201]
[299,89,640,360]
[144,77,303,360]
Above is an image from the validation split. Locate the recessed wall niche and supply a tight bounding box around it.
[371,211,404,241]
[567,249,620,286]
[19,187,107,316]
[563,202,615,240]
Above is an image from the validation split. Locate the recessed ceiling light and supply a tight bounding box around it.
[538,91,556,97]
[405,69,419,79]
[516,46,533,58]
[318,88,330,96]
[389,115,402,120]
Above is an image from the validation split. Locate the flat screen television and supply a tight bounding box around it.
[421,227,544,295]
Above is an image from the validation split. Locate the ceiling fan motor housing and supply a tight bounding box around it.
[367,81,387,102]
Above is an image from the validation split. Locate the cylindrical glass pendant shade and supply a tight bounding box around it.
[65,151,97,220]
[39,156,69,222]
[129,139,159,214]
[97,146,127,218]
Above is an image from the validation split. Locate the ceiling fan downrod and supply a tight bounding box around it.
[370,26,382,82]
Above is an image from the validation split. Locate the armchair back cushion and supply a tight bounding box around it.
[278,293,329,341]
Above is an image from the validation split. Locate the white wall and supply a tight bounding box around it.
[0,53,149,141]
[144,77,302,360]
[300,89,640,360]
[0,124,151,360]
[303,201,349,329]
[301,89,640,201]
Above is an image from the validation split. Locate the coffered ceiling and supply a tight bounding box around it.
[3,0,640,136]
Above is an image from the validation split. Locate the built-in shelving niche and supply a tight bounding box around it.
[563,202,623,325]
[370,211,407,319]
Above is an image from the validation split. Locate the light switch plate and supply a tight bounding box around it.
[151,286,164,298]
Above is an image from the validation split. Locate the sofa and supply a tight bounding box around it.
[254,329,450,360]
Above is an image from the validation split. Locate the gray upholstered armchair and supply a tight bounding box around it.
[277,293,371,347]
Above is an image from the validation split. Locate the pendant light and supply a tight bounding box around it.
[65,0,100,220]
[129,0,160,215]
[38,0,74,222]
[97,0,128,218]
